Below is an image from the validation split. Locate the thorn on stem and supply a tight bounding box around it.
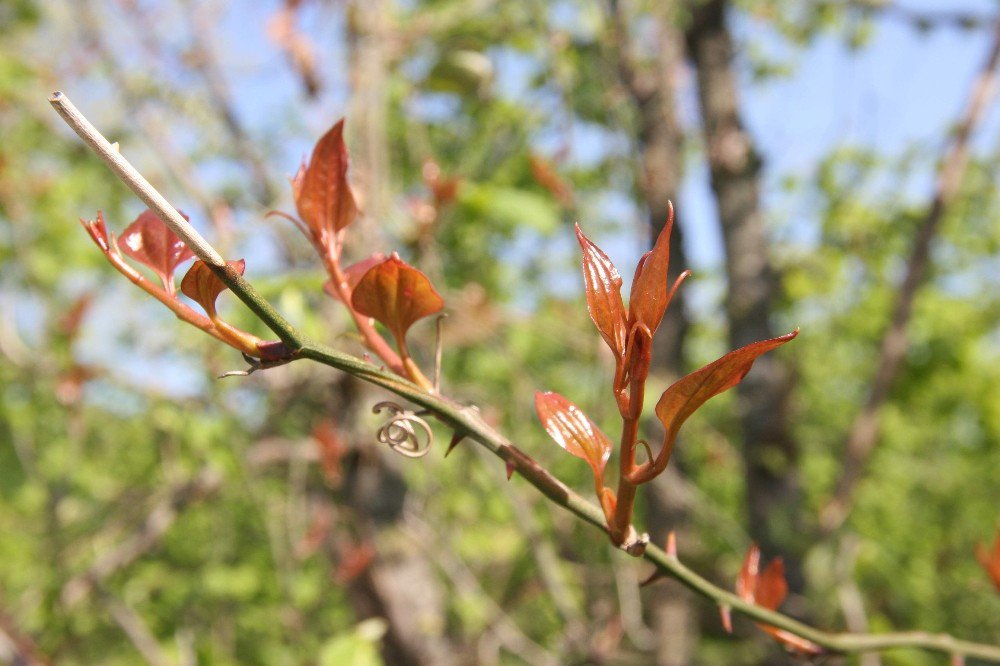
[667,531,677,558]
[444,431,466,457]
[505,461,515,480]
[720,605,733,634]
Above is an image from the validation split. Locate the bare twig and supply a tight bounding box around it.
[97,586,172,666]
[61,468,222,607]
[0,593,49,666]
[50,91,1000,663]
[822,18,1000,532]
[471,446,586,648]
[405,513,560,666]
[49,91,306,351]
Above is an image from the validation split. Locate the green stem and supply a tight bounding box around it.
[53,90,1000,664]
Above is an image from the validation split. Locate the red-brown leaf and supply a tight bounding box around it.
[81,211,110,253]
[422,159,461,207]
[628,202,675,333]
[529,153,574,207]
[756,559,789,611]
[576,225,627,359]
[294,119,358,244]
[322,252,387,302]
[350,253,444,344]
[119,209,195,291]
[655,331,798,457]
[180,259,245,318]
[534,391,612,477]
[976,529,1000,592]
[737,543,822,656]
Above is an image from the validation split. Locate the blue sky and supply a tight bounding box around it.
[56,0,1000,397]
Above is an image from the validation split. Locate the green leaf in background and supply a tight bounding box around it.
[318,619,387,666]
[459,183,560,235]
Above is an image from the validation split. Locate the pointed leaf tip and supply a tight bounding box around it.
[294,118,358,245]
[181,259,245,318]
[350,255,444,344]
[534,391,612,477]
[654,330,797,468]
[576,225,627,358]
[119,209,195,291]
[81,211,110,252]
[629,202,675,334]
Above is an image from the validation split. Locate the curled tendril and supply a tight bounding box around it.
[372,401,433,458]
[636,438,654,467]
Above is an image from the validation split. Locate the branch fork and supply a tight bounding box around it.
[50,91,1000,664]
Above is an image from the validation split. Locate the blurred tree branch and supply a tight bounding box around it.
[684,0,806,595]
[821,17,1000,533]
[0,592,49,666]
[46,91,1000,663]
[61,468,222,607]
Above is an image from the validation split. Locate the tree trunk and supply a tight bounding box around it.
[684,0,806,593]
[608,2,697,661]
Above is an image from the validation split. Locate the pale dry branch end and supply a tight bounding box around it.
[50,91,1000,664]
[48,91,224,267]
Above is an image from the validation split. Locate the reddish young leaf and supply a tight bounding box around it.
[180,259,246,318]
[976,528,1000,592]
[81,211,110,252]
[534,391,612,478]
[333,541,376,584]
[576,225,627,359]
[59,293,94,339]
[312,419,347,486]
[653,330,798,467]
[529,153,574,207]
[350,253,444,345]
[737,543,822,656]
[322,252,387,302]
[294,119,358,245]
[119,209,195,292]
[628,202,675,334]
[737,543,788,610]
[422,159,461,208]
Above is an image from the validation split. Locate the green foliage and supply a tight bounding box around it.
[2,0,999,663]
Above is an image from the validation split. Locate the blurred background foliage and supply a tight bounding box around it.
[1,0,998,664]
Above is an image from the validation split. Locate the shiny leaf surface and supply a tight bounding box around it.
[119,209,195,291]
[628,202,674,333]
[534,391,612,477]
[655,331,798,451]
[350,254,444,343]
[576,225,627,359]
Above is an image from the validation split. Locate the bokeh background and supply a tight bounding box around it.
[1,0,999,664]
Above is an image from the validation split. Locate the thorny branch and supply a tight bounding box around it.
[49,91,1000,663]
